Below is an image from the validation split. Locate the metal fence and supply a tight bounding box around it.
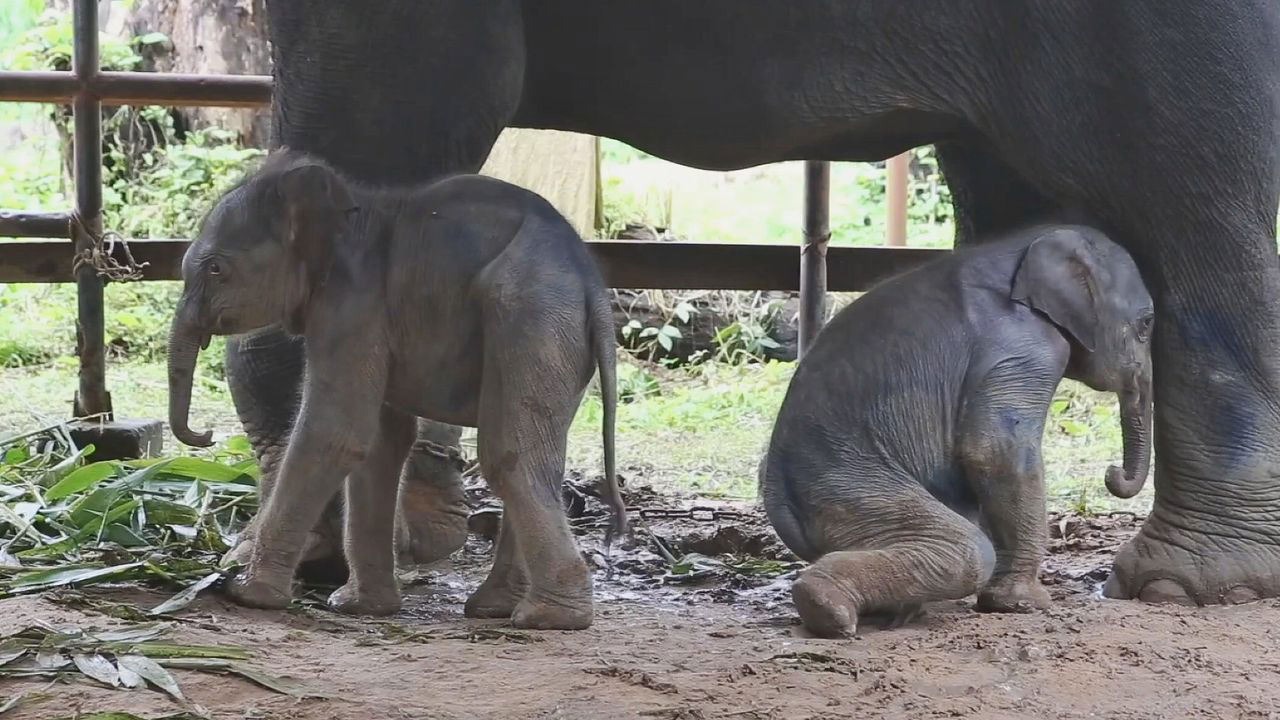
[0,0,937,420]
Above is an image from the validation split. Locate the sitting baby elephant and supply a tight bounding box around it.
[760,224,1153,638]
[166,150,625,630]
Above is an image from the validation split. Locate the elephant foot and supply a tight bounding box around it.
[511,592,594,631]
[328,582,402,616]
[397,483,469,566]
[976,576,1051,613]
[221,535,255,569]
[1103,520,1280,605]
[791,569,860,638]
[225,571,293,610]
[464,577,529,619]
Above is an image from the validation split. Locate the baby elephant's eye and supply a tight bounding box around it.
[1136,314,1155,342]
[208,261,222,277]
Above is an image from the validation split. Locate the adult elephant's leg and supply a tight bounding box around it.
[1102,202,1280,604]
[977,10,1280,603]
[395,418,470,566]
[935,139,1063,247]
[247,0,527,572]
[224,330,345,580]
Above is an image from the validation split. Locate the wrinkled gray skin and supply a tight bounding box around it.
[222,330,466,583]
[760,225,1153,638]
[168,151,625,629]
[254,0,1280,607]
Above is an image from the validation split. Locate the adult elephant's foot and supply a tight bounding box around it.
[976,576,1051,613]
[791,568,860,638]
[1103,517,1280,605]
[328,582,402,616]
[511,589,594,630]
[396,423,470,566]
[464,572,529,618]
[225,569,293,610]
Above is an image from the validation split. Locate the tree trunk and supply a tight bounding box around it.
[126,0,271,147]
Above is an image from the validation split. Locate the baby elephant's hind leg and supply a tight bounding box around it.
[791,490,995,638]
[464,511,529,618]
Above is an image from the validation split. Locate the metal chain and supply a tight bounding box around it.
[411,438,470,473]
[627,505,755,523]
[69,213,150,283]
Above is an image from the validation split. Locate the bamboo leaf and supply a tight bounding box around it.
[226,662,330,698]
[0,641,25,667]
[116,661,143,688]
[45,462,117,501]
[5,562,145,594]
[0,690,30,715]
[117,654,184,701]
[125,642,249,660]
[71,652,119,687]
[34,648,68,670]
[38,444,94,488]
[91,623,171,644]
[141,499,200,527]
[148,572,222,616]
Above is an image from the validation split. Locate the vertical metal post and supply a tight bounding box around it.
[798,160,830,357]
[886,152,909,247]
[72,0,111,418]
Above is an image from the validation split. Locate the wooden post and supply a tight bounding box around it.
[799,160,831,357]
[886,152,909,247]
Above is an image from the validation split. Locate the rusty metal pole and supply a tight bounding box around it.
[71,0,111,418]
[799,160,831,357]
[886,152,909,247]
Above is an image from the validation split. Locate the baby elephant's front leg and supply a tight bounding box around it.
[226,371,389,609]
[958,377,1055,614]
[329,407,416,615]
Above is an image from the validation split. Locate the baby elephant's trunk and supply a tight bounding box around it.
[167,306,215,448]
[1105,374,1152,499]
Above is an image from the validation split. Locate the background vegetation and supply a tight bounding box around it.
[0,3,1147,516]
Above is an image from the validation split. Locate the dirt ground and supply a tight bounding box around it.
[4,490,1280,720]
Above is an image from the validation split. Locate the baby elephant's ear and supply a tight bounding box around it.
[1010,228,1101,352]
[275,163,356,275]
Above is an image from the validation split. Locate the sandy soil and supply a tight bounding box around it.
[4,505,1280,720]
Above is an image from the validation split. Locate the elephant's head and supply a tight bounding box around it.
[1012,226,1155,499]
[168,152,357,447]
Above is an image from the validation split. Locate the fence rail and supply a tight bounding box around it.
[0,0,920,421]
[0,238,942,290]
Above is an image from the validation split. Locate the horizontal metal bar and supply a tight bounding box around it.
[0,210,70,239]
[0,238,947,290]
[0,70,272,107]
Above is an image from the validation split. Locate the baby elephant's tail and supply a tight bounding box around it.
[592,292,628,550]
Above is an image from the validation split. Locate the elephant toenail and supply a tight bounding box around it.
[1137,579,1196,606]
[1222,586,1260,605]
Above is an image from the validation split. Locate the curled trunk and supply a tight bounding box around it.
[167,310,214,447]
[1105,379,1152,499]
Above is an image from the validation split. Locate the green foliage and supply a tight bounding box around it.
[710,317,781,364]
[106,127,264,240]
[0,428,258,599]
[620,299,691,363]
[1,10,141,71]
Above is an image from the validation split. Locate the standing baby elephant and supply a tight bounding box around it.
[166,150,624,630]
[760,225,1154,638]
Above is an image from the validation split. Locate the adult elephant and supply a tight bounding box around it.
[226,0,1280,606]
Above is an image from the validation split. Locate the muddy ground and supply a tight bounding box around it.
[4,477,1280,720]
